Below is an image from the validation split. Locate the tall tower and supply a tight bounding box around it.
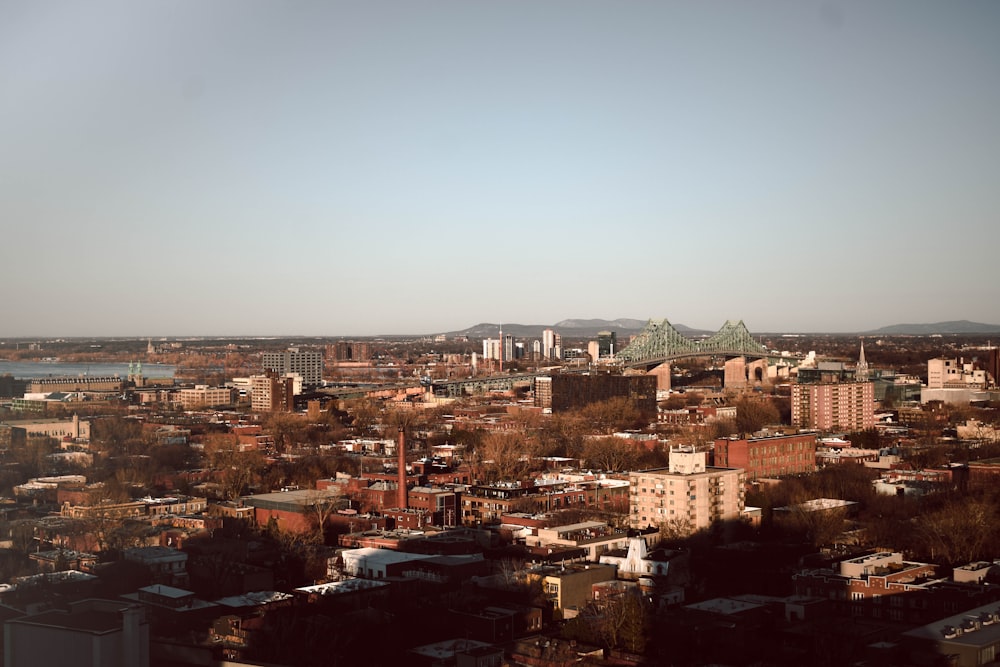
[856,339,869,382]
[498,321,503,373]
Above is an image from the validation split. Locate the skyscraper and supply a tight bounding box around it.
[597,331,617,359]
[542,329,556,360]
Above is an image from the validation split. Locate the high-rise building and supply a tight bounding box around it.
[251,374,295,412]
[482,338,501,361]
[503,334,515,364]
[629,447,745,534]
[542,329,556,360]
[597,331,617,358]
[262,348,323,385]
[539,373,657,415]
[329,341,371,362]
[791,381,875,432]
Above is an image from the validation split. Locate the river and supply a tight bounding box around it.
[0,360,177,379]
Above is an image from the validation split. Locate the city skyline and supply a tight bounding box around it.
[2,1,999,337]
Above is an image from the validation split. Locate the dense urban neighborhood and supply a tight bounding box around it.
[1,324,1000,666]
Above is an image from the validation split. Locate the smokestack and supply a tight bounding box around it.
[397,426,407,509]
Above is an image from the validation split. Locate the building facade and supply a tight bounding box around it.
[4,599,149,667]
[629,447,745,534]
[250,375,294,412]
[174,386,235,410]
[790,381,875,432]
[541,373,657,415]
[713,433,817,480]
[261,348,323,385]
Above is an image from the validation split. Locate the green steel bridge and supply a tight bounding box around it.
[616,319,788,368]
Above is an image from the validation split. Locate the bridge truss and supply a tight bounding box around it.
[616,319,774,367]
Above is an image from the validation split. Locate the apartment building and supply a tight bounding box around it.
[791,381,875,432]
[629,446,745,534]
[713,433,817,480]
[262,348,323,385]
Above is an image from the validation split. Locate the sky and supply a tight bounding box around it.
[2,1,999,337]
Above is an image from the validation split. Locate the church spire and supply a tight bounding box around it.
[857,339,869,381]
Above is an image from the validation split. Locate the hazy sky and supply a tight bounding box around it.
[2,1,998,337]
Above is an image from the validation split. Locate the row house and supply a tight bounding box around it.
[793,552,1000,624]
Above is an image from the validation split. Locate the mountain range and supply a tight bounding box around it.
[861,320,1000,335]
[448,319,707,339]
[446,319,1000,339]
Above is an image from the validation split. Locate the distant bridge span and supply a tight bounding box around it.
[616,319,787,368]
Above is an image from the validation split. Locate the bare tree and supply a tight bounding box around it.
[582,437,637,472]
[734,396,780,434]
[478,432,536,483]
[303,491,342,545]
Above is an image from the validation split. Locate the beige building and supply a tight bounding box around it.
[629,447,745,534]
[173,385,235,410]
[927,358,988,389]
[0,415,90,443]
[250,375,294,412]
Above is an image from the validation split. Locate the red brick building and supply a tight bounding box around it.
[713,433,817,480]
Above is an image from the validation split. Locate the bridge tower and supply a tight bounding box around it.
[649,362,671,391]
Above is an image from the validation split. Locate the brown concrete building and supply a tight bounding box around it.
[26,376,124,393]
[536,372,657,415]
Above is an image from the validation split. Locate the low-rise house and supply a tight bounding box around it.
[901,601,1000,667]
[29,549,97,574]
[123,546,188,587]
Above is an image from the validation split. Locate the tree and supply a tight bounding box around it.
[477,431,535,483]
[205,434,266,500]
[916,497,998,565]
[659,517,694,542]
[603,589,652,654]
[582,437,637,472]
[263,412,306,453]
[303,491,342,545]
[734,396,780,434]
[579,397,647,434]
[345,399,380,437]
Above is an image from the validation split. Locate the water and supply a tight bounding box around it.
[0,360,177,379]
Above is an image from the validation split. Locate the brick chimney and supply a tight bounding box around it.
[397,427,407,509]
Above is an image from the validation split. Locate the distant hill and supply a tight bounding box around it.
[864,320,1000,335]
[447,318,709,339]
